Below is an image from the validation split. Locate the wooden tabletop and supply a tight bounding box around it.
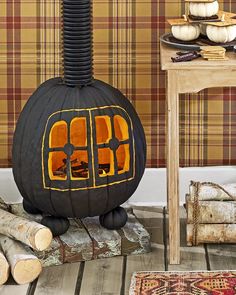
[160,43,236,70]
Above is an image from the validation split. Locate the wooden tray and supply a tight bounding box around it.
[160,33,236,51]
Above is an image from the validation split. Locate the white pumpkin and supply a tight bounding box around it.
[189,1,219,17]
[206,25,236,43]
[171,24,200,41]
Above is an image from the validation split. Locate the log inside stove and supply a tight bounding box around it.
[53,158,120,178]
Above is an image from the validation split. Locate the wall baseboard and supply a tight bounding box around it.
[0,167,235,205]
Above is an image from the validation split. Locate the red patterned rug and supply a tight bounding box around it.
[130,271,236,295]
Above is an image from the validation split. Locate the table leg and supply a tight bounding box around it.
[167,71,180,264]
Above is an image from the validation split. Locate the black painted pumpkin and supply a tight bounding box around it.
[12,0,146,232]
[13,78,146,219]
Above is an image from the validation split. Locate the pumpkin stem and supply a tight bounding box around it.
[62,0,94,87]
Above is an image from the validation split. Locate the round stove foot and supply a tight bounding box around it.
[41,216,70,237]
[99,207,128,230]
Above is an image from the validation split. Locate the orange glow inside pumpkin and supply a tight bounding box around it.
[48,151,67,180]
[48,114,130,181]
[71,150,89,180]
[98,148,114,176]
[70,118,87,147]
[117,144,130,174]
[49,121,67,148]
[114,115,129,141]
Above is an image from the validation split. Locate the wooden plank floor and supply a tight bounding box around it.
[1,206,236,295]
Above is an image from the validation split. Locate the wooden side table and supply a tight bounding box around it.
[160,43,236,264]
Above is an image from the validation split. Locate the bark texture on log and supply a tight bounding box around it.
[61,219,93,263]
[190,181,236,201]
[186,195,236,224]
[187,224,236,245]
[81,217,121,259]
[0,249,9,285]
[0,235,42,284]
[35,238,62,268]
[36,219,94,267]
[0,208,52,251]
[10,203,42,223]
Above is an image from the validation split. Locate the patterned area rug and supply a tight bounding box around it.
[130,271,236,295]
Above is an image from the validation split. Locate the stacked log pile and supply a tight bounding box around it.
[186,181,236,246]
[0,198,53,285]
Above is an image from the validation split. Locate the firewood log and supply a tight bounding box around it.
[187,223,236,246]
[0,235,42,285]
[0,197,10,212]
[186,195,236,224]
[0,208,52,251]
[189,181,236,201]
[0,249,9,285]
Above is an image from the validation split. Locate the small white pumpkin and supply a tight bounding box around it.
[171,24,200,41]
[206,24,236,43]
[189,1,219,18]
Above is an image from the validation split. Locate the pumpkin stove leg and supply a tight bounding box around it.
[41,216,70,237]
[23,199,42,215]
[99,206,128,230]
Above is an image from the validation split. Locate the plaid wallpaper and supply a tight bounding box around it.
[0,0,236,168]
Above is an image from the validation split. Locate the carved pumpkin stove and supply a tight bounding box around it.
[12,0,146,236]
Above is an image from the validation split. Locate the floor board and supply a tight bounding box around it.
[207,244,236,270]
[0,285,29,295]
[34,263,80,295]
[125,208,165,294]
[80,256,123,295]
[166,207,207,271]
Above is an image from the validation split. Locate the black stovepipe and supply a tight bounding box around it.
[62,0,93,87]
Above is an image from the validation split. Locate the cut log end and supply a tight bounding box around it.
[13,259,42,285]
[0,236,43,285]
[0,254,10,285]
[35,228,53,251]
[0,208,53,251]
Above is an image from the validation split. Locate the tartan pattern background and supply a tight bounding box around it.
[1,0,236,168]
